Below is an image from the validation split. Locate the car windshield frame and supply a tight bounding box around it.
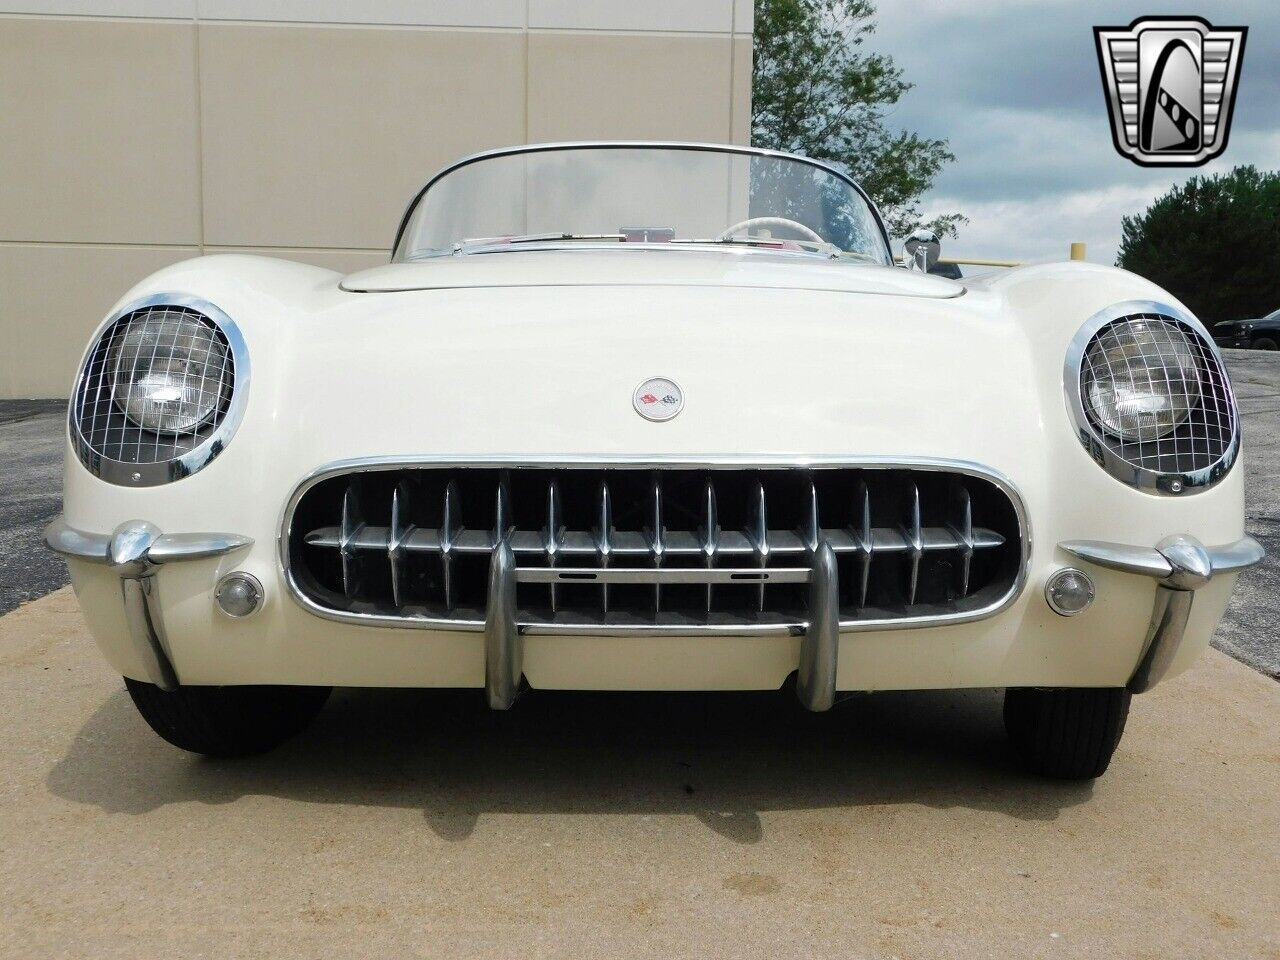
[390,141,894,265]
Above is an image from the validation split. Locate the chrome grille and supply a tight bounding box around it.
[1073,311,1238,490]
[284,464,1025,632]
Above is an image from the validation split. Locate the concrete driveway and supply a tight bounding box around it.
[1,355,1277,958]
[2,591,1277,958]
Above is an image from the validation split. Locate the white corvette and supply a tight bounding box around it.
[47,142,1261,778]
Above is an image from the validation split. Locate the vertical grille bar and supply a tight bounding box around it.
[545,478,562,613]
[596,479,612,614]
[388,481,411,608]
[340,481,363,599]
[648,475,664,612]
[854,480,873,607]
[701,478,718,613]
[441,480,459,609]
[906,482,924,605]
[802,476,820,551]
[750,480,769,611]
[953,483,974,598]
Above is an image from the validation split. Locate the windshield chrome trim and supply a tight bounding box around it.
[390,141,893,265]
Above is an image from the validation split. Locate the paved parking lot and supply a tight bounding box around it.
[1,353,1277,958]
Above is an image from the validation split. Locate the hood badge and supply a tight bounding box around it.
[633,377,683,422]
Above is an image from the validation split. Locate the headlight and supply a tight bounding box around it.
[109,311,231,433]
[1066,303,1239,495]
[70,295,248,486]
[1081,319,1200,441]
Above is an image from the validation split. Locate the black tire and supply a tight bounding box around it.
[1003,687,1130,780]
[124,678,330,757]
[1251,336,1278,351]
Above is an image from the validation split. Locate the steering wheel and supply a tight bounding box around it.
[716,216,826,244]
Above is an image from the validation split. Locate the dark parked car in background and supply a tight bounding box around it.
[1215,310,1280,350]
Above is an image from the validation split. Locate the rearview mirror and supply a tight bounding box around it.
[904,230,941,272]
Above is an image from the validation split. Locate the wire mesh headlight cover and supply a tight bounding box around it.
[70,294,250,486]
[1065,301,1239,495]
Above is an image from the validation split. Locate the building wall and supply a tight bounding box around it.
[0,1,754,398]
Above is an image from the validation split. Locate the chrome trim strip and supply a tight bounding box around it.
[1059,533,1264,693]
[514,566,812,585]
[1063,299,1240,496]
[390,141,894,265]
[278,456,1032,636]
[68,292,251,487]
[45,517,254,690]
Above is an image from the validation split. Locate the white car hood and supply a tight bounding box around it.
[340,248,964,299]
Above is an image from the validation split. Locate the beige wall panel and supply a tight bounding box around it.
[731,35,752,145]
[0,244,198,399]
[203,246,388,275]
[196,0,525,28]
[199,24,526,250]
[0,17,200,245]
[527,33,733,143]
[528,0,733,33]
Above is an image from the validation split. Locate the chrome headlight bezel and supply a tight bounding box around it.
[69,293,250,487]
[1065,300,1239,496]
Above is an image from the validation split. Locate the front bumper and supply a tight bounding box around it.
[47,516,1263,704]
[1061,535,1264,692]
[46,518,252,691]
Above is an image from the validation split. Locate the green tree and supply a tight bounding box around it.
[752,0,963,239]
[1117,166,1280,325]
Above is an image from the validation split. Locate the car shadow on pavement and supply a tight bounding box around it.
[46,684,1093,842]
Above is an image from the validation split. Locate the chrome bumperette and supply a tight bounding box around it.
[68,293,251,487]
[44,517,253,689]
[1063,300,1240,495]
[1059,533,1264,693]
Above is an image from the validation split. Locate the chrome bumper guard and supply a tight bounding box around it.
[482,539,845,711]
[44,518,253,691]
[1060,534,1264,693]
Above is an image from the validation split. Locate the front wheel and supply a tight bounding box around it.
[1003,687,1131,780]
[124,678,330,756]
[1252,335,1278,351]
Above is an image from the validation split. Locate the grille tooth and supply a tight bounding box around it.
[905,482,924,605]
[648,475,664,612]
[802,476,820,552]
[952,483,974,598]
[854,480,873,607]
[749,480,769,611]
[339,481,364,599]
[544,478,562,612]
[289,466,1023,629]
[388,481,412,608]
[596,480,613,614]
[441,480,460,610]
[701,478,719,613]
[494,473,511,544]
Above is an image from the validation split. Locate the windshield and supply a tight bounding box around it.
[393,144,890,264]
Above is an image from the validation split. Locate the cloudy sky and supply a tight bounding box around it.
[865,0,1277,264]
